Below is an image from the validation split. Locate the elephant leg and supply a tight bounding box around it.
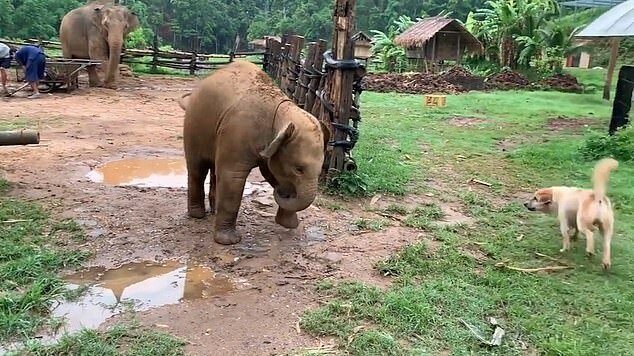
[88,40,108,87]
[87,66,101,87]
[258,163,299,229]
[187,158,209,219]
[214,165,250,245]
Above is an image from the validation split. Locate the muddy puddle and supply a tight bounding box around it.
[52,260,239,335]
[86,158,269,195]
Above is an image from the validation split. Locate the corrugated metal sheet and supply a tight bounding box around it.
[394,17,454,48]
[562,0,624,8]
[576,0,634,37]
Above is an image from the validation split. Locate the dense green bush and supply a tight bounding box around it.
[580,126,634,162]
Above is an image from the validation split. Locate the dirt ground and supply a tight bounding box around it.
[0,73,450,355]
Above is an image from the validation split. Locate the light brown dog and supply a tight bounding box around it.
[524,158,619,269]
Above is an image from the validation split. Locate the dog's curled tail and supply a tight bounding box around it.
[178,93,192,111]
[592,158,619,201]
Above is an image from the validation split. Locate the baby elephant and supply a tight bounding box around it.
[179,61,329,245]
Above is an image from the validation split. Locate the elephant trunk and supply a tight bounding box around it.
[274,182,318,212]
[105,35,123,86]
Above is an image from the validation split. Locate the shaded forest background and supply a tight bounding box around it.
[0,0,486,53]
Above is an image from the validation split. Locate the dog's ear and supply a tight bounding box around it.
[535,189,553,204]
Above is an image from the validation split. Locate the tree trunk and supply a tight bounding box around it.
[0,130,40,146]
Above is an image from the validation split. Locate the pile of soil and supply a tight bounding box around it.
[485,70,531,89]
[363,72,464,94]
[363,67,583,94]
[539,73,583,93]
[441,66,486,91]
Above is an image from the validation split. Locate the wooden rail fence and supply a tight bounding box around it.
[0,38,264,74]
[264,0,365,175]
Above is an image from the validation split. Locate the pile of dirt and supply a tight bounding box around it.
[363,72,464,94]
[441,66,486,91]
[485,70,531,89]
[363,67,583,94]
[539,73,583,93]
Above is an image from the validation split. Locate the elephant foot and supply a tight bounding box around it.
[188,206,206,219]
[103,82,118,90]
[214,229,242,245]
[88,81,103,88]
[275,209,299,229]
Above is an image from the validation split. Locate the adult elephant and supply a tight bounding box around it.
[59,1,139,88]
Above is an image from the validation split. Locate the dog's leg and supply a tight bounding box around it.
[599,221,614,270]
[559,219,571,252]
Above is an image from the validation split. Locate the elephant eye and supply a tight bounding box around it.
[295,166,304,174]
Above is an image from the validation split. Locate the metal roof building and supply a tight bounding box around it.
[576,0,634,37]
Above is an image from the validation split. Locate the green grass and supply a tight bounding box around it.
[0,178,185,354]
[0,182,89,342]
[302,68,634,354]
[354,218,388,232]
[17,322,186,356]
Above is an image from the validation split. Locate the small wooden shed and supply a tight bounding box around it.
[352,31,372,60]
[394,16,483,66]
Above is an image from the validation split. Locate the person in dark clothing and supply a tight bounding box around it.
[14,45,46,99]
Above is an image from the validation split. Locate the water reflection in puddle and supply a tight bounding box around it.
[86,158,268,195]
[87,158,188,188]
[53,260,236,335]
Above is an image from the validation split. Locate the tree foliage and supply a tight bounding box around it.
[2,0,487,52]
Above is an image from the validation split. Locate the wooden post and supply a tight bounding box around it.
[456,35,461,63]
[327,0,357,173]
[189,52,197,75]
[285,35,305,99]
[279,43,291,88]
[263,37,271,72]
[306,40,327,112]
[0,130,40,146]
[269,39,281,79]
[603,38,621,101]
[151,32,159,73]
[294,42,317,107]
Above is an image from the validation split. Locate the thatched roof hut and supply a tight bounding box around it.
[394,16,483,62]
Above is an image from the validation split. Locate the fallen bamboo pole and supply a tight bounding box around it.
[0,130,40,146]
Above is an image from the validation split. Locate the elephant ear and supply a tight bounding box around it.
[260,122,295,159]
[319,120,331,152]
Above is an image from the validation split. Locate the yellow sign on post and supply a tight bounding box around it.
[424,94,447,107]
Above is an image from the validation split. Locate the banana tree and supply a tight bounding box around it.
[370,15,416,72]
[472,0,560,69]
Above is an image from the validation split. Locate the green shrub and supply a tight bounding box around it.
[580,126,634,162]
[325,171,370,197]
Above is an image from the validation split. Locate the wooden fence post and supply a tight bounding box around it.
[151,32,159,72]
[189,52,197,75]
[327,0,357,174]
[306,40,327,113]
[294,42,316,107]
[278,42,290,90]
[285,35,304,100]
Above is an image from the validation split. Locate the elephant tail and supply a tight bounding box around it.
[178,93,191,111]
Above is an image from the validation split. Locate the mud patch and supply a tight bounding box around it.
[54,260,238,335]
[86,157,266,195]
[448,116,488,127]
[547,116,598,132]
[87,158,187,188]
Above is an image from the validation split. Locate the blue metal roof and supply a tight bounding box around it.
[576,0,634,37]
